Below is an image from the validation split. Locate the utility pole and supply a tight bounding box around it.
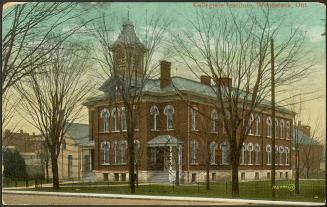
[271,38,276,200]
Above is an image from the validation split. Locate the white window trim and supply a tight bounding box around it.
[150,105,159,131]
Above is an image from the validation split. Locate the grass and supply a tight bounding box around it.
[18,179,325,202]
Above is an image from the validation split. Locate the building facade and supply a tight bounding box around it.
[83,20,294,183]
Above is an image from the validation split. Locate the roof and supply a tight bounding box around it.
[148,135,183,147]
[66,123,90,145]
[292,128,320,145]
[88,75,293,114]
[111,20,146,50]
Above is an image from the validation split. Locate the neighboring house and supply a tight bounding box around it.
[83,19,294,183]
[292,123,324,178]
[2,129,45,178]
[48,123,95,182]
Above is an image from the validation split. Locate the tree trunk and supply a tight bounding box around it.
[206,162,210,190]
[231,161,240,197]
[306,167,310,179]
[50,153,59,190]
[128,138,135,193]
[295,151,300,194]
[46,158,49,183]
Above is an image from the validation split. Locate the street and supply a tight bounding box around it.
[2,193,244,205]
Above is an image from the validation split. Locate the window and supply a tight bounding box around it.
[220,142,229,165]
[164,105,174,130]
[114,142,119,164]
[212,173,216,181]
[121,107,127,131]
[254,144,260,165]
[68,155,73,178]
[101,142,110,164]
[121,173,126,181]
[103,173,108,181]
[255,115,261,135]
[210,141,217,165]
[114,173,119,181]
[280,172,283,179]
[275,145,279,164]
[248,113,254,135]
[100,109,110,132]
[150,147,156,163]
[223,111,230,134]
[255,172,259,180]
[279,146,284,165]
[84,155,90,172]
[112,108,119,131]
[267,117,272,137]
[241,172,245,181]
[191,139,198,164]
[286,121,290,139]
[267,172,271,179]
[191,106,198,131]
[285,147,289,165]
[134,140,140,164]
[62,139,66,150]
[120,141,127,164]
[280,120,284,138]
[266,145,272,165]
[211,110,218,132]
[247,143,254,165]
[241,143,246,165]
[150,105,159,130]
[275,119,279,138]
[191,173,197,183]
[285,172,289,179]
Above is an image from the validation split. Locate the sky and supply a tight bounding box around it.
[3,2,326,142]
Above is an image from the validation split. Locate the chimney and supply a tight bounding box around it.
[200,75,211,85]
[217,77,232,88]
[160,60,171,89]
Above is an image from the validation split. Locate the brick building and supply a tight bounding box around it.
[2,129,45,178]
[292,123,324,178]
[83,20,294,183]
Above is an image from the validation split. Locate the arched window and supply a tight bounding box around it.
[280,120,284,138]
[191,139,198,164]
[209,141,217,165]
[114,141,119,164]
[164,105,174,130]
[134,140,140,164]
[266,117,272,137]
[191,106,198,131]
[266,145,272,165]
[220,142,229,165]
[254,144,260,165]
[100,108,110,132]
[248,114,254,135]
[223,111,230,134]
[120,141,127,164]
[285,147,289,165]
[247,143,254,165]
[150,106,159,130]
[275,119,279,138]
[241,143,246,165]
[101,141,110,164]
[211,110,218,132]
[279,146,284,165]
[286,121,290,139]
[275,145,279,165]
[255,114,261,136]
[112,108,119,131]
[121,107,127,131]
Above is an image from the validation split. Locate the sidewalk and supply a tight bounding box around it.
[3,189,325,206]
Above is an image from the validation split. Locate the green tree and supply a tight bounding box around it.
[3,149,27,180]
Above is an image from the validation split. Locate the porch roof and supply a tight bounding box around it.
[148,135,182,147]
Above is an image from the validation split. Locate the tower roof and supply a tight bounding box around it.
[111,20,146,50]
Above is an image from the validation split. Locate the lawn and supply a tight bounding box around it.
[19,179,325,202]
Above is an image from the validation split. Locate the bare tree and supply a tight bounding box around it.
[91,10,172,193]
[171,8,313,197]
[1,3,98,133]
[15,40,93,189]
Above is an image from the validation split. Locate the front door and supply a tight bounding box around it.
[154,147,165,170]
